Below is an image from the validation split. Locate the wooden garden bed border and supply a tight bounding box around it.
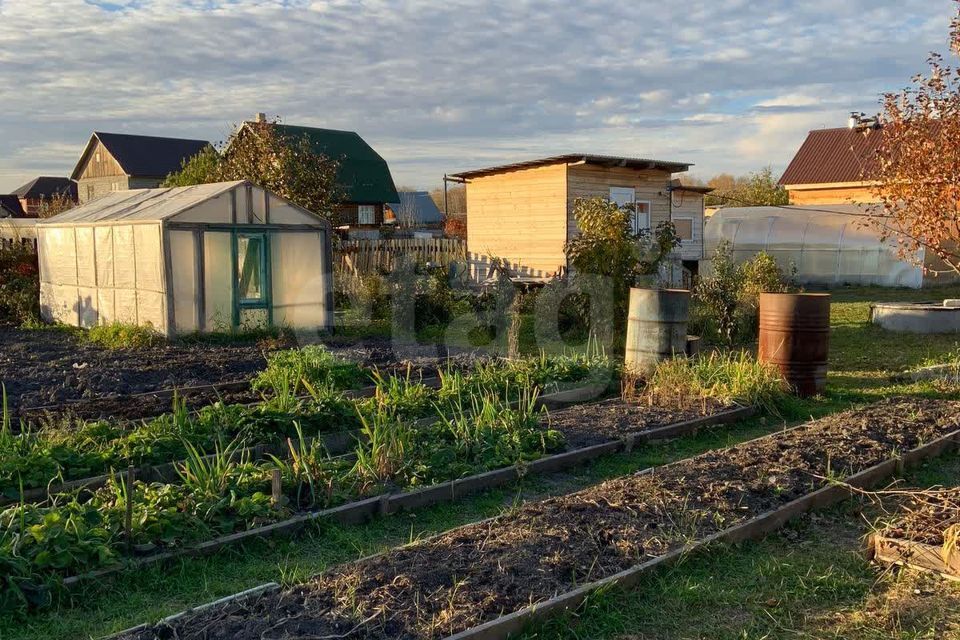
[869,534,960,582]
[64,404,755,592]
[102,412,960,640]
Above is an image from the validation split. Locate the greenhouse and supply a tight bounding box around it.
[704,205,930,288]
[37,181,334,335]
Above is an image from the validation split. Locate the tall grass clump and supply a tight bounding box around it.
[645,352,791,415]
[85,322,165,349]
[251,345,368,396]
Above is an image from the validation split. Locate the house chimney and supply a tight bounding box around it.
[255,112,267,123]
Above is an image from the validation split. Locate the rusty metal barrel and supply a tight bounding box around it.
[624,288,690,374]
[758,293,830,397]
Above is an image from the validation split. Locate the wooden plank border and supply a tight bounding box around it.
[870,534,960,582]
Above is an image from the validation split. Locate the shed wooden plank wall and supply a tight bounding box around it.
[670,190,705,261]
[566,165,673,242]
[466,164,568,279]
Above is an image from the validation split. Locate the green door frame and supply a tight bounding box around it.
[230,229,273,330]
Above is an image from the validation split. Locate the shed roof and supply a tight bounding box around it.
[13,176,77,200]
[40,181,246,225]
[385,191,444,225]
[241,123,399,204]
[779,127,884,186]
[449,154,692,180]
[0,195,26,218]
[70,132,211,181]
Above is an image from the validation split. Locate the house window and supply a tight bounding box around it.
[632,201,651,234]
[236,234,267,304]
[609,187,650,234]
[673,217,694,241]
[86,185,95,201]
[358,205,376,225]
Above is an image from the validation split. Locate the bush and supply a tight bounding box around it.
[0,244,39,325]
[85,322,164,349]
[693,242,797,345]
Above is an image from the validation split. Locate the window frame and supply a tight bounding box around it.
[672,216,695,241]
[632,200,652,235]
[234,232,269,307]
[358,204,376,225]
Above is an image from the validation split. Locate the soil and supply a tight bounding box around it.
[1,327,480,422]
[120,397,960,640]
[547,397,732,448]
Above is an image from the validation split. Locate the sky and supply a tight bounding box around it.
[0,0,955,193]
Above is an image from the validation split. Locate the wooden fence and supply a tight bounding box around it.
[0,219,38,252]
[336,238,466,275]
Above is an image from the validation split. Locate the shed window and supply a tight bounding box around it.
[358,205,376,225]
[237,234,266,303]
[673,217,694,240]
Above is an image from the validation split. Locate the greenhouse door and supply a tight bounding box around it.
[232,231,272,330]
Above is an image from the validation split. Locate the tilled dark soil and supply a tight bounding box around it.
[121,397,960,640]
[0,327,272,412]
[549,397,732,448]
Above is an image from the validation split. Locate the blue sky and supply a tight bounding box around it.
[0,0,954,192]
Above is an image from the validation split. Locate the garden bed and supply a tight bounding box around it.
[58,404,752,593]
[10,338,479,424]
[869,488,960,581]
[0,326,273,412]
[4,391,723,507]
[113,398,960,640]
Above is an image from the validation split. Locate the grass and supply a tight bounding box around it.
[83,322,165,349]
[5,285,960,639]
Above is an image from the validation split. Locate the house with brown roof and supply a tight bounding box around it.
[778,125,883,205]
[449,154,708,281]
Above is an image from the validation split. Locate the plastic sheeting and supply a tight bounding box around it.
[39,222,168,330]
[271,231,331,330]
[704,206,924,289]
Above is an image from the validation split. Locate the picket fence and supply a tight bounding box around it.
[337,238,466,274]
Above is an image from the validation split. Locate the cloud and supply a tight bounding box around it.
[0,0,956,191]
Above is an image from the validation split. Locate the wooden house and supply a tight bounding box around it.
[449,154,706,281]
[235,117,399,237]
[71,132,211,204]
[11,177,77,216]
[778,126,883,205]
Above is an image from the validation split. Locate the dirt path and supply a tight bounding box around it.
[119,397,960,640]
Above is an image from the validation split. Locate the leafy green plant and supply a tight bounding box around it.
[251,345,368,396]
[351,406,414,494]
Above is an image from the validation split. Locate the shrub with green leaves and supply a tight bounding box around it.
[0,243,40,325]
[693,242,797,345]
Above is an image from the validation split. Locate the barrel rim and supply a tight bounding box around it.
[758,292,831,299]
[629,287,691,295]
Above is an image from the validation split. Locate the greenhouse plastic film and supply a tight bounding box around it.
[704,206,923,288]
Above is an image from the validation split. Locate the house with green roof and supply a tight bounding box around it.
[240,115,399,237]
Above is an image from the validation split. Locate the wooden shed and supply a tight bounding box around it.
[37,181,334,336]
[449,154,704,281]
